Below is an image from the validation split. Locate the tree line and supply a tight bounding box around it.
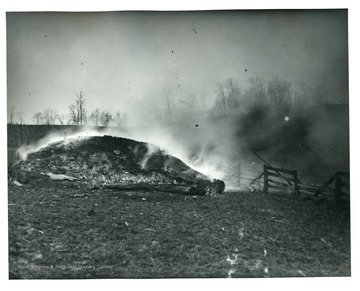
[25,91,127,128]
[212,76,330,116]
[8,76,336,126]
[138,76,332,126]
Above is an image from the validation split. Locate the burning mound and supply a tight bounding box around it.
[11,135,225,196]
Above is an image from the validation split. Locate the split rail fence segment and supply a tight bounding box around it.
[314,171,350,203]
[263,164,300,196]
[261,164,349,203]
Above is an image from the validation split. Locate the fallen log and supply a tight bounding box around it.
[44,172,78,181]
[106,179,225,196]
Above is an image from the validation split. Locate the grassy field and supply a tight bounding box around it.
[8,180,350,279]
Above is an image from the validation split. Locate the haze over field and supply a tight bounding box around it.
[7,10,348,125]
[7,10,349,188]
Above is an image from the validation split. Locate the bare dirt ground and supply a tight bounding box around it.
[8,180,350,279]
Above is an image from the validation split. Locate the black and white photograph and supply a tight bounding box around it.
[6,6,352,282]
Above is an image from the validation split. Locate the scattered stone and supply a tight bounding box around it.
[13,180,23,187]
[297,270,306,276]
[33,253,43,260]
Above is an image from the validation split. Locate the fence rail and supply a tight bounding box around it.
[260,164,349,203]
[263,164,300,196]
[315,171,350,203]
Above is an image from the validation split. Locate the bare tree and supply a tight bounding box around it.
[100,111,113,127]
[215,81,227,115]
[75,91,86,125]
[56,113,67,125]
[8,106,15,124]
[68,104,78,125]
[214,78,242,115]
[18,112,24,125]
[66,115,74,125]
[114,111,128,128]
[225,78,241,111]
[42,109,57,125]
[89,108,101,126]
[69,91,87,125]
[33,112,43,125]
[247,77,266,106]
[267,76,292,106]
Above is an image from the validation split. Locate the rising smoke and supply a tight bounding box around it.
[16,100,349,190]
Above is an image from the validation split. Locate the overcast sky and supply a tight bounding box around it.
[7,10,348,124]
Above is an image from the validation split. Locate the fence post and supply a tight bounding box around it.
[335,172,342,203]
[263,164,268,193]
[293,170,300,196]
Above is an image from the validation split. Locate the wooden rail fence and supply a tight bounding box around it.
[314,171,350,203]
[263,164,300,196]
[261,164,349,203]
